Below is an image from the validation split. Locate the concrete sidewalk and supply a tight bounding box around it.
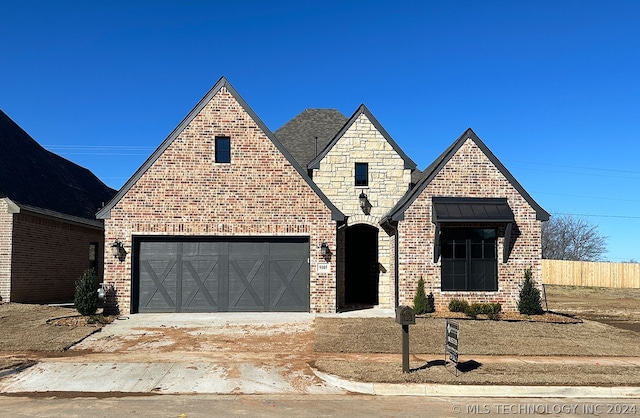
[1,311,640,398]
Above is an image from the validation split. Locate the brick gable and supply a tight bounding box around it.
[103,85,339,313]
[396,138,544,311]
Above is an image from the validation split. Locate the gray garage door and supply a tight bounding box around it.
[134,237,310,313]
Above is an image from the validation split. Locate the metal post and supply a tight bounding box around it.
[402,324,410,373]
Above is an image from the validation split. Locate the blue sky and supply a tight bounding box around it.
[2,1,639,262]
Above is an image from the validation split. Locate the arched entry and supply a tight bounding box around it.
[344,224,379,306]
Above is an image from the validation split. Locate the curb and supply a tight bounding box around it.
[312,369,640,399]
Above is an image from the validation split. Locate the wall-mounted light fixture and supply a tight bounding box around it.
[359,192,367,210]
[359,192,371,215]
[111,240,126,262]
[320,242,330,257]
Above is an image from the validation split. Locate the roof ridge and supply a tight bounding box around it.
[383,128,550,223]
[97,77,345,221]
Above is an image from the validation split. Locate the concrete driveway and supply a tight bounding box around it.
[0,312,347,395]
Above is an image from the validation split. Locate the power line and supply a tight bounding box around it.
[533,191,640,204]
[506,159,640,175]
[552,212,640,219]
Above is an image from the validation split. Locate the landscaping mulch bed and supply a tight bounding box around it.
[427,311,581,323]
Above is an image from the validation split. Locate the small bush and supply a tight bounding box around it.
[518,268,544,315]
[74,268,99,316]
[427,292,435,313]
[449,299,502,319]
[413,277,435,314]
[468,302,502,319]
[448,298,469,313]
[464,303,478,318]
[413,277,427,314]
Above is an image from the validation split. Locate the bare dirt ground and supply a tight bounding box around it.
[0,304,113,371]
[314,285,640,385]
[2,285,640,387]
[544,285,640,332]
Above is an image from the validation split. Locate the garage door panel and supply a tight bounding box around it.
[181,258,220,311]
[269,259,306,310]
[135,238,309,313]
[228,259,266,311]
[138,259,178,313]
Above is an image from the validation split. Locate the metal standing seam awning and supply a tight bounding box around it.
[432,197,515,263]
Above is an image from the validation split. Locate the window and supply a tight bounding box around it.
[441,228,497,291]
[215,136,231,163]
[355,162,368,186]
[89,242,98,271]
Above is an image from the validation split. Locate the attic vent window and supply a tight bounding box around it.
[355,162,368,187]
[215,136,231,163]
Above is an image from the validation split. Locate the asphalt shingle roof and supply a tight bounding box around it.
[0,110,116,222]
[274,109,348,167]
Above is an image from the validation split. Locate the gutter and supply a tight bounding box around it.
[380,217,400,309]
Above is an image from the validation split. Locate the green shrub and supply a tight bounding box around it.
[74,268,99,316]
[449,299,503,319]
[427,292,435,313]
[464,303,478,318]
[472,302,502,315]
[413,277,435,314]
[518,268,544,315]
[448,298,469,313]
[468,302,502,319]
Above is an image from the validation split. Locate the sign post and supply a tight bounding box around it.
[445,318,459,375]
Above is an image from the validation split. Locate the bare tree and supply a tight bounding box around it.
[542,214,607,261]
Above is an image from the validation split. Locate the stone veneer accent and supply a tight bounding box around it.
[396,138,543,311]
[312,113,412,308]
[103,87,338,314]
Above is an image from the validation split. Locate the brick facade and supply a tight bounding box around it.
[312,112,413,308]
[0,199,15,302]
[102,85,338,314]
[0,199,104,303]
[99,79,546,315]
[395,138,544,311]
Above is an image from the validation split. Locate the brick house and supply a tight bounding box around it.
[382,129,550,311]
[98,77,548,314]
[0,110,115,303]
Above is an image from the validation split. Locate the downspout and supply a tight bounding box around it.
[393,221,399,309]
[381,217,400,309]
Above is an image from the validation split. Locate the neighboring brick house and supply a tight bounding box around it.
[0,110,115,303]
[98,77,548,314]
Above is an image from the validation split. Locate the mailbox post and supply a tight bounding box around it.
[395,305,415,373]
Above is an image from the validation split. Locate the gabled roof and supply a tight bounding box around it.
[96,77,345,221]
[0,110,115,224]
[274,109,348,167]
[307,104,417,170]
[384,128,550,222]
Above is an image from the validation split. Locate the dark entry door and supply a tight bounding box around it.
[345,224,379,305]
[134,237,310,313]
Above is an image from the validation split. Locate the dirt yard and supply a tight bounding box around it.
[544,284,640,331]
[1,285,640,386]
[0,304,113,371]
[313,285,640,385]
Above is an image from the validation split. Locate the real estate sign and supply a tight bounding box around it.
[446,318,459,365]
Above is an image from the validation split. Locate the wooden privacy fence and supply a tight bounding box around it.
[542,260,640,288]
